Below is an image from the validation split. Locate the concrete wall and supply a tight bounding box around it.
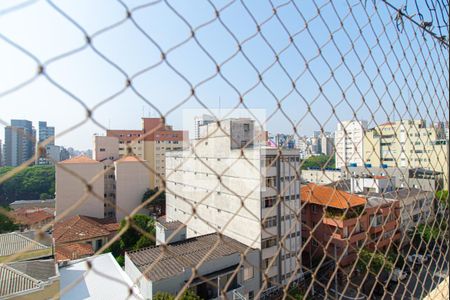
[114,160,150,221]
[301,169,343,185]
[56,162,104,219]
[93,135,119,162]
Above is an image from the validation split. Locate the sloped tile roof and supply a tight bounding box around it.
[0,264,40,298]
[127,233,249,281]
[0,232,50,257]
[12,208,54,226]
[55,243,94,262]
[300,183,366,209]
[54,215,118,244]
[0,259,56,298]
[59,155,98,164]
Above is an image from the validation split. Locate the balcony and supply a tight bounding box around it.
[323,216,358,228]
[369,220,399,233]
[322,207,364,228]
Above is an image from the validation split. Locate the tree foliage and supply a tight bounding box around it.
[357,248,393,274]
[142,188,165,216]
[301,155,336,170]
[107,214,155,266]
[0,166,55,205]
[436,190,449,207]
[0,206,18,233]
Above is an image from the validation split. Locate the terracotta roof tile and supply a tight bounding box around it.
[55,243,94,262]
[12,209,54,226]
[54,215,118,244]
[117,156,142,163]
[59,155,98,164]
[300,183,366,209]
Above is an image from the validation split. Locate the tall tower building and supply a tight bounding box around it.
[4,119,35,166]
[334,120,368,168]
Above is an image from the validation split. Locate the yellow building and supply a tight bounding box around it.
[363,120,448,187]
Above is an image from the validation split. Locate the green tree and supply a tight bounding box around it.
[0,166,55,205]
[436,190,449,207]
[0,206,18,233]
[107,214,155,265]
[301,155,336,170]
[142,188,165,216]
[357,248,393,274]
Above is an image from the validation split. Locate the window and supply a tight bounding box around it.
[243,265,254,281]
[248,291,254,300]
[312,205,318,214]
[262,237,277,249]
[263,257,278,268]
[241,140,248,147]
[99,148,105,152]
[263,196,276,208]
[244,123,250,132]
[263,216,277,228]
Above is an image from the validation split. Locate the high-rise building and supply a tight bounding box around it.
[165,118,302,286]
[194,114,215,140]
[4,119,35,166]
[38,121,55,145]
[334,120,368,168]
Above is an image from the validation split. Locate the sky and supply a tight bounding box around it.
[0,0,448,149]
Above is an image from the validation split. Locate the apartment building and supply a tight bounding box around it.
[194,114,215,139]
[301,179,401,267]
[3,119,35,167]
[114,156,151,221]
[106,118,187,189]
[334,120,368,169]
[165,118,302,289]
[363,120,448,186]
[55,156,105,219]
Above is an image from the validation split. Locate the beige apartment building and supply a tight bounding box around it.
[114,156,150,221]
[165,118,302,289]
[55,156,105,219]
[363,120,448,186]
[106,118,187,189]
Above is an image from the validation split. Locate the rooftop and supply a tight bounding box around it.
[127,233,249,282]
[59,253,143,300]
[300,183,366,209]
[116,155,143,163]
[55,243,95,262]
[0,231,52,257]
[156,216,184,231]
[0,259,57,299]
[12,208,54,226]
[54,215,119,244]
[59,155,98,164]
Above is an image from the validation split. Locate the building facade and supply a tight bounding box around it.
[334,120,368,169]
[106,118,187,190]
[165,118,302,288]
[55,156,105,219]
[3,119,35,167]
[363,120,448,186]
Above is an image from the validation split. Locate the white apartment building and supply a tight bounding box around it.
[165,118,302,287]
[334,120,368,168]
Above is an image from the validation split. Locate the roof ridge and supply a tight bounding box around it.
[2,263,42,285]
[15,232,47,250]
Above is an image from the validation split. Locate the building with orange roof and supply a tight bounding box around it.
[11,207,54,230]
[54,215,119,254]
[55,156,105,219]
[300,182,401,267]
[55,243,94,262]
